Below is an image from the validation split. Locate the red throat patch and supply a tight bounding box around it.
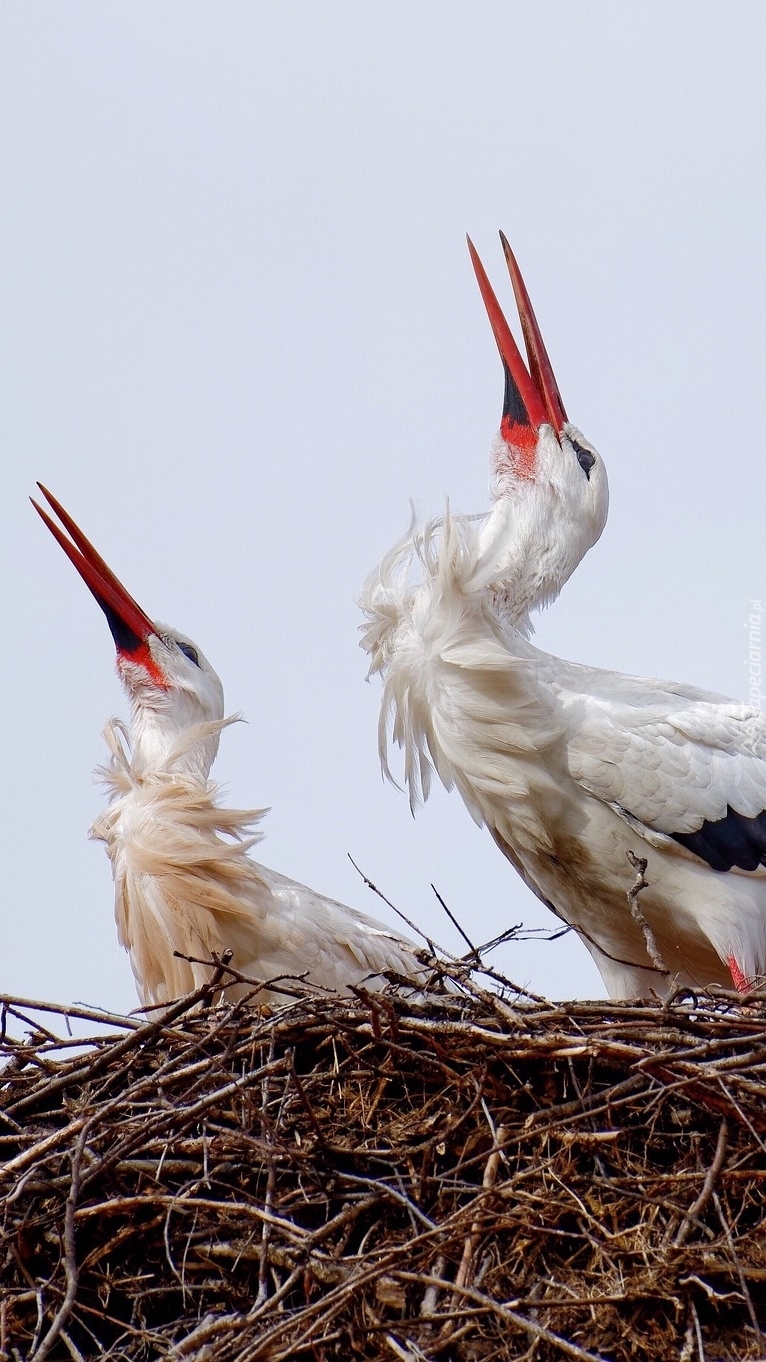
[117,643,170,690]
[500,416,538,479]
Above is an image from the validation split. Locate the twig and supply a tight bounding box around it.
[626,850,669,975]
[0,993,141,1033]
[430,883,477,956]
[398,1273,611,1362]
[449,1124,507,1308]
[673,1117,728,1247]
[256,1030,279,1307]
[713,1191,765,1347]
[347,855,441,957]
[30,1128,84,1361]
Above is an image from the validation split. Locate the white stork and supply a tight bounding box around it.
[33,486,425,1010]
[360,234,766,999]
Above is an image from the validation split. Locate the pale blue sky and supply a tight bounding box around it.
[3,3,766,1011]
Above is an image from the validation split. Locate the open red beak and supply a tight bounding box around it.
[467,233,567,444]
[31,485,158,657]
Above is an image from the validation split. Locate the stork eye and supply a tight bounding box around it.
[571,439,595,480]
[178,641,200,667]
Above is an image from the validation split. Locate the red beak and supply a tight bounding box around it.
[467,233,567,444]
[31,484,158,656]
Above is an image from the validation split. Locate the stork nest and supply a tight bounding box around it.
[2,964,766,1362]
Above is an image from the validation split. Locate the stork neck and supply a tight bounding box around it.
[128,699,221,781]
[474,498,543,629]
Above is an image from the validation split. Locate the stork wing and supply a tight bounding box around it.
[246,865,427,991]
[559,660,766,872]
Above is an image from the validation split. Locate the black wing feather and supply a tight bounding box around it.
[671,806,766,873]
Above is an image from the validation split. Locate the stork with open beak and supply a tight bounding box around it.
[360,234,766,999]
[34,487,425,1009]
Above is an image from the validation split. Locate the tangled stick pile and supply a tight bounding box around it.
[2,968,766,1361]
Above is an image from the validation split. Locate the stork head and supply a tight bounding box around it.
[468,234,608,623]
[32,486,225,778]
